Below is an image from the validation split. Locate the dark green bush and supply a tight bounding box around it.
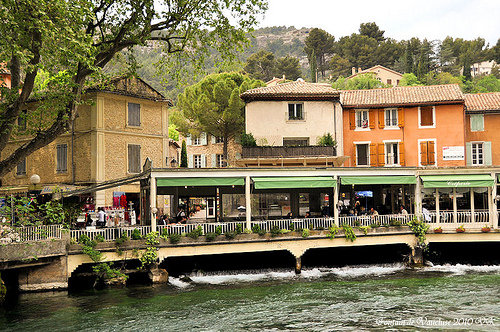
[235,224,243,234]
[215,225,222,235]
[205,232,217,242]
[131,229,142,240]
[169,233,181,244]
[225,231,237,240]
[270,226,280,237]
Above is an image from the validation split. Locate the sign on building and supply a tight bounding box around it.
[442,146,464,160]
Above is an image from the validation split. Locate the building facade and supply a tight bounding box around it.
[349,65,404,86]
[182,133,241,168]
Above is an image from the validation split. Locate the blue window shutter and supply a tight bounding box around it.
[466,142,472,166]
[484,141,492,166]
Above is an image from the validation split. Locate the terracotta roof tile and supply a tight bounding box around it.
[464,92,500,113]
[240,80,340,101]
[340,84,464,108]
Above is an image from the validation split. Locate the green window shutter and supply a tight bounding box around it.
[484,141,492,166]
[466,142,472,166]
[470,114,484,131]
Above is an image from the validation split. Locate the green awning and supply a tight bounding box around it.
[341,176,416,185]
[252,177,336,190]
[157,177,244,187]
[421,174,494,188]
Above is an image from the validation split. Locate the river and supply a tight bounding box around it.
[0,263,498,331]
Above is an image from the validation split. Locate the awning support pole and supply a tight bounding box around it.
[333,175,339,227]
[245,176,251,230]
[435,188,440,224]
[453,188,458,225]
[150,175,157,232]
[470,188,475,224]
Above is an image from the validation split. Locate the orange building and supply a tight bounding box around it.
[464,92,500,166]
[341,84,466,167]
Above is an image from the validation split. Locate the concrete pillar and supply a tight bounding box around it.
[489,172,496,226]
[414,174,422,215]
[435,188,440,223]
[150,175,157,232]
[452,188,458,225]
[470,188,475,224]
[295,256,302,274]
[245,176,251,230]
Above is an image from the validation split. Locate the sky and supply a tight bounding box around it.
[257,0,500,45]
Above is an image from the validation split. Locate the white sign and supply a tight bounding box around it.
[442,146,464,160]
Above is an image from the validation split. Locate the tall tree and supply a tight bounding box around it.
[175,73,265,165]
[244,50,276,81]
[0,0,267,177]
[180,140,188,168]
[304,28,335,79]
[359,22,385,43]
[275,56,302,81]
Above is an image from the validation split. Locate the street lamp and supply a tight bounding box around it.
[170,157,178,168]
[29,174,40,195]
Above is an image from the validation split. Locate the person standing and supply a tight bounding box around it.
[97,207,106,227]
[399,206,408,215]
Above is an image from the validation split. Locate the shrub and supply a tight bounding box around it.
[235,224,243,234]
[187,230,200,239]
[270,226,281,237]
[389,219,402,227]
[215,225,223,235]
[205,232,217,242]
[327,225,339,239]
[161,227,169,238]
[369,222,380,228]
[317,133,336,147]
[289,223,295,232]
[94,234,105,243]
[131,229,142,240]
[302,228,310,238]
[251,224,261,234]
[169,233,181,244]
[308,223,314,230]
[115,232,129,246]
[225,231,237,240]
[78,234,90,245]
[342,224,356,242]
[240,133,257,147]
[280,229,291,234]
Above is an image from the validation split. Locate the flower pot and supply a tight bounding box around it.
[481,227,491,233]
[433,229,443,233]
[456,228,465,233]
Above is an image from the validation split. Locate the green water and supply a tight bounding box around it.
[0,264,499,331]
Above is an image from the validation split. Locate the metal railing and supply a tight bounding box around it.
[426,210,491,230]
[11,225,64,242]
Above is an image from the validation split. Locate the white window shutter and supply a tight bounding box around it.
[201,132,207,145]
[211,135,216,144]
[188,154,193,168]
[201,154,206,167]
[211,154,216,167]
[186,135,192,146]
[466,142,472,166]
[484,141,492,166]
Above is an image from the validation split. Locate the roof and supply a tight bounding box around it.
[87,76,173,105]
[348,65,403,79]
[340,84,464,108]
[240,80,340,102]
[464,92,500,113]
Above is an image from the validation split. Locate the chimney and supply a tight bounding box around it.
[352,67,356,75]
[358,67,362,73]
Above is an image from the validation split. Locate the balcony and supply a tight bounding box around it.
[242,145,336,158]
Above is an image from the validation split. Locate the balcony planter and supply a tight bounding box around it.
[433,228,443,234]
[481,227,491,233]
[456,226,465,233]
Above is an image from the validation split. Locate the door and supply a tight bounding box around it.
[207,198,216,218]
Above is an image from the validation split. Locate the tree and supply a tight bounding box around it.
[180,141,188,168]
[0,0,267,178]
[304,28,335,79]
[244,50,276,81]
[175,72,265,165]
[332,73,386,90]
[275,56,302,81]
[309,50,317,83]
[359,22,385,43]
[399,73,422,86]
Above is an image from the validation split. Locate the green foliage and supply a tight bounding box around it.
[389,219,402,227]
[131,229,142,240]
[275,56,302,81]
[407,217,430,245]
[327,226,339,239]
[139,247,158,268]
[333,73,387,90]
[187,230,200,239]
[399,73,422,86]
[205,232,218,242]
[145,231,160,246]
[301,228,310,238]
[251,224,261,234]
[93,262,128,281]
[270,226,281,237]
[235,224,244,234]
[115,232,129,246]
[215,225,223,236]
[317,133,336,147]
[288,223,295,232]
[225,231,237,240]
[161,228,170,238]
[369,222,380,228]
[78,234,90,245]
[304,28,335,79]
[244,50,276,81]
[168,124,179,141]
[342,224,357,242]
[359,226,370,235]
[169,233,181,244]
[240,133,257,147]
[180,140,188,167]
[94,234,105,243]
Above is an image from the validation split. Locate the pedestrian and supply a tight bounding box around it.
[97,207,106,227]
[400,205,408,215]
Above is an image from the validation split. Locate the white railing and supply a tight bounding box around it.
[339,214,414,227]
[426,210,491,230]
[14,225,64,242]
[70,226,152,242]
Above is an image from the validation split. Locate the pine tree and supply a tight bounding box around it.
[310,50,317,83]
[180,140,188,168]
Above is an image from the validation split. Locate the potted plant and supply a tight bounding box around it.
[456,225,465,233]
[481,225,491,233]
[433,227,443,233]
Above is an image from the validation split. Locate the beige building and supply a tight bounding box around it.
[182,133,242,168]
[349,65,403,86]
[1,77,173,209]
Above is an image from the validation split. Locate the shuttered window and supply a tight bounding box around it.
[419,106,434,127]
[56,144,68,173]
[470,114,484,132]
[420,140,436,166]
[128,103,141,126]
[128,144,141,173]
[356,144,369,166]
[16,158,26,176]
[288,103,304,120]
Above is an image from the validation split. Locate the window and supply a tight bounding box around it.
[56,144,68,173]
[192,136,201,145]
[216,154,224,168]
[128,102,141,126]
[194,155,202,168]
[356,110,369,129]
[283,138,309,146]
[18,110,27,131]
[16,158,26,176]
[470,114,484,132]
[288,103,303,120]
[419,106,435,127]
[215,136,224,144]
[385,143,399,165]
[471,142,484,165]
[419,140,436,166]
[385,109,398,127]
[356,144,369,166]
[387,79,392,85]
[396,80,400,85]
[128,144,141,173]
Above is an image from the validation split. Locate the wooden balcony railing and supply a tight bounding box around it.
[242,146,336,158]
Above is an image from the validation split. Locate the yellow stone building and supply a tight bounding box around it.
[1,77,173,210]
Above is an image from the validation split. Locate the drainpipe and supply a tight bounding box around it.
[71,122,75,185]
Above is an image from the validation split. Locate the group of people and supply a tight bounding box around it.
[347,201,410,217]
[157,207,187,226]
[83,207,136,228]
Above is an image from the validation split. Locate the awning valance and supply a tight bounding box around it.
[420,174,495,188]
[341,176,416,185]
[156,177,245,187]
[252,176,336,190]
